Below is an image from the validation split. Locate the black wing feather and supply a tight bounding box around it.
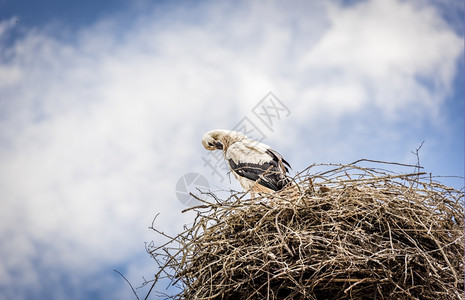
[266,148,291,172]
[228,158,289,191]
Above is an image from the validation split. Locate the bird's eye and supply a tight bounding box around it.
[208,142,214,146]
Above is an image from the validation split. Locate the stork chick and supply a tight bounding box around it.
[201,129,291,198]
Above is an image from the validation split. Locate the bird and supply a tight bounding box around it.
[201,129,291,197]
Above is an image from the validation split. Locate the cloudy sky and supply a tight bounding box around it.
[0,0,463,299]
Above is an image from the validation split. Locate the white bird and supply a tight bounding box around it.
[201,129,291,197]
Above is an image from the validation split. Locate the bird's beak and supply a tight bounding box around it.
[215,141,223,150]
[206,140,223,150]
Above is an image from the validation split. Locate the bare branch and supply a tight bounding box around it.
[114,269,140,300]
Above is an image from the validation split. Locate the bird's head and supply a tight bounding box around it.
[202,132,224,150]
[201,129,246,151]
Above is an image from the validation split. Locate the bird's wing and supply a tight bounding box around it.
[265,148,291,172]
[226,141,290,191]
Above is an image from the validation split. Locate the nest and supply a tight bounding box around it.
[146,161,464,299]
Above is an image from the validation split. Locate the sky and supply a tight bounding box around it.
[0,0,463,299]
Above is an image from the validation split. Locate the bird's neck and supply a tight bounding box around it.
[221,135,246,152]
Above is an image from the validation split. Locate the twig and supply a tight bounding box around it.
[114,269,140,300]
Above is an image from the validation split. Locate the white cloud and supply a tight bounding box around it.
[0,0,462,298]
[297,0,462,116]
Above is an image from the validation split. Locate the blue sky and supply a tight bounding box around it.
[0,0,463,299]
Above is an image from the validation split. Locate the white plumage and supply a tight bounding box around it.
[201,129,291,196]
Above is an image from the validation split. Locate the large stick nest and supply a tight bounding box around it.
[147,161,464,299]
